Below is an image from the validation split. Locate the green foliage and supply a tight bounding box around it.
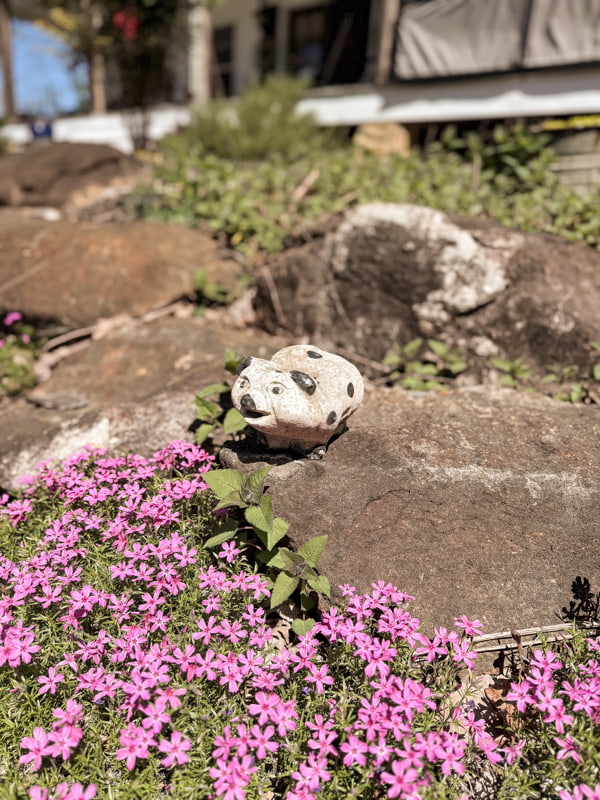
[174,74,340,162]
[194,269,243,314]
[0,315,41,397]
[204,464,330,629]
[193,350,246,448]
[491,357,533,388]
[136,113,600,257]
[382,338,468,391]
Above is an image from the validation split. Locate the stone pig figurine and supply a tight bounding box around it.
[231,344,364,457]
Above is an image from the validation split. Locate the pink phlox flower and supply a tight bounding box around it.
[47,722,83,760]
[212,724,239,760]
[28,788,49,800]
[141,699,170,732]
[218,541,241,563]
[247,691,282,725]
[115,724,157,770]
[451,638,477,670]
[38,666,65,695]
[560,785,600,800]
[217,619,248,644]
[453,614,483,638]
[529,649,563,673]
[474,729,503,764]
[554,733,583,764]
[304,663,335,694]
[155,684,186,709]
[414,632,448,662]
[340,733,369,767]
[209,754,257,799]
[52,699,83,726]
[4,311,23,325]
[248,723,279,759]
[55,783,97,800]
[543,699,574,734]
[506,680,535,713]
[19,727,51,772]
[273,697,298,736]
[338,583,356,596]
[502,738,525,765]
[241,604,265,628]
[379,759,422,799]
[158,730,191,768]
[291,755,331,792]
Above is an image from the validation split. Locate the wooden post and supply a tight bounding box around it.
[0,0,16,120]
[375,0,400,86]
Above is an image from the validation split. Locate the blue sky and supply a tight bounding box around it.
[2,19,85,118]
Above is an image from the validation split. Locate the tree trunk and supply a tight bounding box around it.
[188,4,212,105]
[85,1,106,114]
[89,45,107,113]
[0,0,15,120]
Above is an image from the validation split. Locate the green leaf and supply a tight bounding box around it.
[427,339,449,358]
[569,382,584,404]
[204,520,239,548]
[403,338,423,359]
[449,360,468,374]
[196,383,230,399]
[270,572,299,608]
[593,364,600,381]
[245,465,273,499]
[204,469,244,501]
[267,517,289,550]
[194,423,216,445]
[292,618,315,635]
[499,374,517,387]
[194,397,221,423]
[297,534,328,568]
[245,494,274,534]
[223,407,247,434]
[541,373,558,384]
[306,574,331,597]
[491,358,512,373]
[408,361,438,376]
[224,348,243,374]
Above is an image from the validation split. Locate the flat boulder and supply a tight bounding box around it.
[0,316,287,489]
[0,215,241,328]
[0,142,140,208]
[223,387,600,634]
[254,204,600,380]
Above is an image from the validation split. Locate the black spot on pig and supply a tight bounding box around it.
[327,411,337,426]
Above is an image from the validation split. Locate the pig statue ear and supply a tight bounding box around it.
[236,357,253,375]
[290,370,317,396]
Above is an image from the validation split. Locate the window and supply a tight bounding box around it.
[288,6,329,80]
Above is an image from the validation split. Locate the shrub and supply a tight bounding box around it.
[135,106,600,258]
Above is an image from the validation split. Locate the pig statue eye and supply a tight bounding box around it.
[237,377,248,389]
[270,383,285,395]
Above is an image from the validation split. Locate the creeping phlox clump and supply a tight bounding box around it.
[0,442,599,799]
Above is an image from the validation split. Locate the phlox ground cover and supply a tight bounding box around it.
[0,441,599,799]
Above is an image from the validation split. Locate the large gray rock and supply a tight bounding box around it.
[0,316,286,489]
[254,204,600,380]
[223,387,600,634]
[0,214,241,329]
